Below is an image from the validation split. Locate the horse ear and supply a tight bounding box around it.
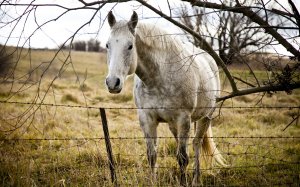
[108,11,116,28]
[128,11,138,34]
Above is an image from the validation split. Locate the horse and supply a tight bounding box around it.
[105,11,226,186]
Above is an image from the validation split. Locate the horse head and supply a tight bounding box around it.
[105,11,138,93]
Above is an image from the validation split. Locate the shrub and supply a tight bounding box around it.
[0,45,13,77]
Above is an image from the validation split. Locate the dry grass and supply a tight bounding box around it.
[0,49,299,186]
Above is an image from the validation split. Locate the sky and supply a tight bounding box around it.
[0,0,183,49]
[0,0,299,53]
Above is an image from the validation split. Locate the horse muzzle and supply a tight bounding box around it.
[105,76,122,94]
[108,88,122,94]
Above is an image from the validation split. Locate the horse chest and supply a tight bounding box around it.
[134,77,198,122]
[135,77,193,105]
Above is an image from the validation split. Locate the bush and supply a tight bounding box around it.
[0,45,13,77]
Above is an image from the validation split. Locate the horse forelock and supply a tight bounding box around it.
[110,21,134,36]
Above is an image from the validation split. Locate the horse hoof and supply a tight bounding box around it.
[192,180,200,187]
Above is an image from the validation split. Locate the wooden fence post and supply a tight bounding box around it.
[99,108,118,187]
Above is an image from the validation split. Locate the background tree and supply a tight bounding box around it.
[87,38,100,52]
[178,1,271,65]
[176,0,300,100]
[72,41,86,51]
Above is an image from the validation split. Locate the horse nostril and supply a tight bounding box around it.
[115,78,120,88]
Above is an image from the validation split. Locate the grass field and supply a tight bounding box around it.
[0,49,299,186]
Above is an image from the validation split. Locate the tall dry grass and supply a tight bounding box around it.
[0,49,299,186]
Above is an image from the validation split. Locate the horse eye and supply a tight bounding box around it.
[106,43,109,49]
[128,45,133,50]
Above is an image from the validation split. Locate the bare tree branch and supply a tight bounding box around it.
[217,82,300,102]
[245,26,299,30]
[288,0,300,34]
[232,76,256,88]
[183,0,300,60]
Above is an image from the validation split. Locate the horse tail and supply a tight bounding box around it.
[202,125,227,168]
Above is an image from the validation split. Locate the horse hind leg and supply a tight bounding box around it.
[192,117,211,186]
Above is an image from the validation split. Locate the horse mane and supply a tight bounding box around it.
[136,23,182,53]
[110,20,183,53]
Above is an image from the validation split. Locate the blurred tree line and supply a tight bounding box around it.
[61,38,106,52]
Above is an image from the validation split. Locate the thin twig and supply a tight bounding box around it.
[282,107,300,131]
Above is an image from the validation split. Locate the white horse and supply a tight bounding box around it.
[105,11,225,186]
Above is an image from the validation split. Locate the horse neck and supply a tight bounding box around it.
[135,35,161,87]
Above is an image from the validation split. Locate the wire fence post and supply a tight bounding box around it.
[99,108,118,187]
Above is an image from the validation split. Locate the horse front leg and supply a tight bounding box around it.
[138,111,159,180]
[175,115,191,186]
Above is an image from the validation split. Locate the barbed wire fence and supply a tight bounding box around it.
[0,100,299,186]
[0,1,300,186]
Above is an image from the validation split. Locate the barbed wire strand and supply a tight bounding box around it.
[0,100,299,110]
[0,136,299,141]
